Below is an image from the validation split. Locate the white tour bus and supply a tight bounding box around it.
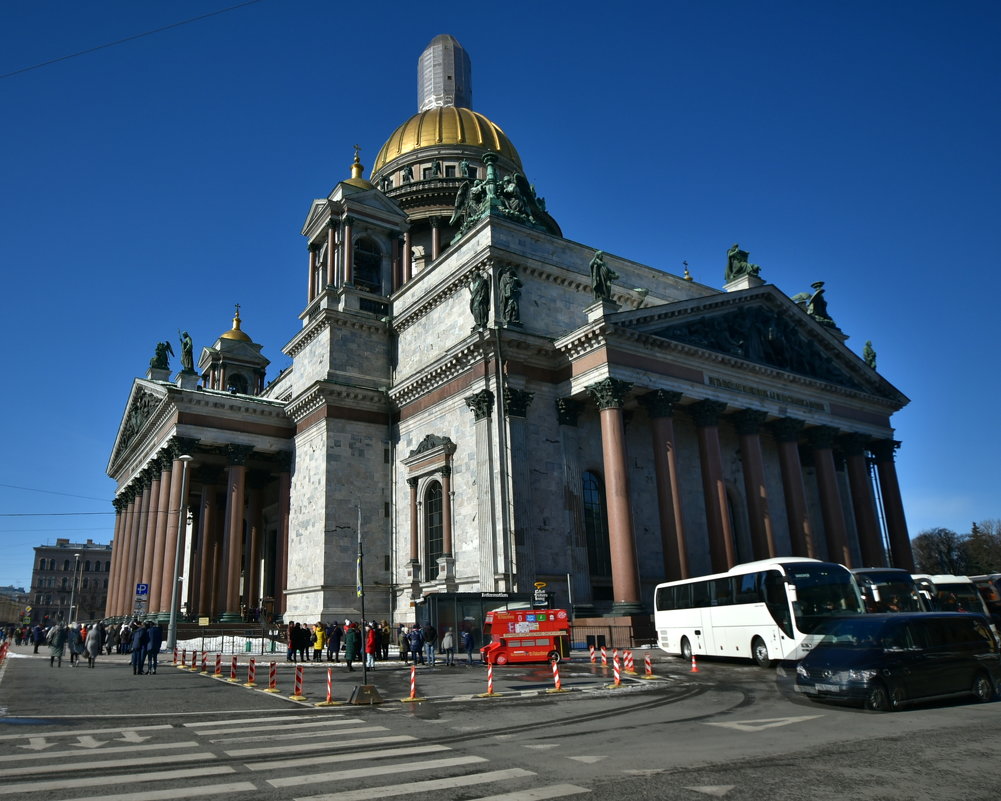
[653,557,865,666]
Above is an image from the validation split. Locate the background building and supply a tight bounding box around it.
[30,538,111,625]
[104,36,910,636]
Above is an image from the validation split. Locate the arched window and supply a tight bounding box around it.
[82,578,89,589]
[423,481,444,582]
[84,561,91,572]
[61,577,68,590]
[93,561,101,573]
[227,373,249,394]
[582,471,613,600]
[105,561,111,572]
[353,237,382,294]
[63,560,70,571]
[39,558,46,570]
[49,559,56,570]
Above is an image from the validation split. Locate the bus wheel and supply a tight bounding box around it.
[751,637,772,668]
[495,654,508,666]
[680,637,692,661]
[548,651,561,664]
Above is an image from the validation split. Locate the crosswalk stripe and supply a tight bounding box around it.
[0,741,200,763]
[196,718,365,736]
[225,732,409,757]
[184,713,329,727]
[293,768,537,801]
[248,743,450,771]
[468,784,592,800]
[269,755,487,787]
[2,752,214,776]
[0,766,235,796]
[66,781,257,801]
[0,724,173,741]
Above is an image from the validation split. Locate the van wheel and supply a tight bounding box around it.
[865,680,892,712]
[972,672,994,703]
[751,637,772,668]
[680,637,692,661]
[548,651,561,664]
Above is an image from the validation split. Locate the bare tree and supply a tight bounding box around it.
[962,519,1001,574]
[912,527,966,574]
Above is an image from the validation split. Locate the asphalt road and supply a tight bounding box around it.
[1,644,1000,800]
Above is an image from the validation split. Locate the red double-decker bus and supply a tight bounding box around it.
[480,609,571,664]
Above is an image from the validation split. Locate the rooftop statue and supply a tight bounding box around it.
[178,330,194,372]
[863,340,877,369]
[469,272,490,328]
[590,250,618,301]
[499,267,522,325]
[150,340,173,371]
[725,243,761,283]
[792,281,838,329]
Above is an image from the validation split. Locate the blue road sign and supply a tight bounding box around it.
[135,583,150,596]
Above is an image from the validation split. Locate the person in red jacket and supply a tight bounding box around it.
[364,623,377,669]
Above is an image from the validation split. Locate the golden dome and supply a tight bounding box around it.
[372,107,522,173]
[343,151,376,190]
[220,306,251,342]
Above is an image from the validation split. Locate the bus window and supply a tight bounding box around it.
[735,572,763,604]
[674,583,692,609]
[692,581,711,608]
[763,571,793,638]
[712,578,734,606]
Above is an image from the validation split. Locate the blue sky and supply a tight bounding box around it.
[1,0,998,591]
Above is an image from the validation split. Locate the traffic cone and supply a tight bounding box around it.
[690,652,699,673]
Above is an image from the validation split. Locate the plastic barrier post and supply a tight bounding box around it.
[263,661,280,693]
[608,653,622,689]
[600,645,607,666]
[624,650,637,674]
[401,664,427,702]
[642,653,656,679]
[227,655,239,682]
[589,645,596,663]
[547,660,570,694]
[243,657,257,687]
[172,648,178,665]
[477,661,502,698]
[315,667,343,706]
[289,664,307,700]
[179,649,187,669]
[214,653,222,676]
[200,651,209,673]
[188,650,202,671]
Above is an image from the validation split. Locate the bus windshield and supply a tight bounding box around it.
[784,562,864,633]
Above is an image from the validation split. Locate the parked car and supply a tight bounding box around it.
[795,612,1001,711]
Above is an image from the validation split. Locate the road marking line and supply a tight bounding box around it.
[2,752,215,776]
[270,755,487,787]
[567,756,606,764]
[225,731,407,757]
[468,784,591,800]
[0,766,234,796]
[68,781,257,801]
[292,767,536,801]
[195,718,364,736]
[684,786,736,797]
[0,741,200,763]
[248,743,450,771]
[0,724,173,741]
[703,715,822,732]
[184,713,338,728]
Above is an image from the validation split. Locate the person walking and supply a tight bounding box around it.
[364,623,377,669]
[32,624,44,654]
[342,622,360,672]
[440,627,455,666]
[408,624,424,665]
[47,622,67,667]
[130,623,149,675]
[146,622,163,674]
[66,624,84,667]
[84,623,102,668]
[106,625,119,655]
[461,628,476,664]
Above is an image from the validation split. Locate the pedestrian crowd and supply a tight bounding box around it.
[2,619,164,672]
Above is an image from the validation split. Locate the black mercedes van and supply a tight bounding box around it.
[794,612,1001,711]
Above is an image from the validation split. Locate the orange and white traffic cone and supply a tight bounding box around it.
[690,652,699,673]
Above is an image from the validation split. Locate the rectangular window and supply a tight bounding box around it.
[422,167,433,180]
[445,165,456,177]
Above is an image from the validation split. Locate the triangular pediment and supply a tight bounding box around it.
[614,286,906,403]
[107,379,171,473]
[339,186,407,221]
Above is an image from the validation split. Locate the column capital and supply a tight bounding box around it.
[224,444,255,466]
[343,215,356,227]
[464,388,495,421]
[769,417,804,443]
[113,496,127,513]
[555,397,580,427]
[308,242,321,253]
[689,399,727,427]
[586,377,633,410]
[429,216,441,229]
[504,386,534,418]
[805,425,839,450]
[439,465,452,479]
[638,389,683,418]
[327,217,340,230]
[731,408,768,436]
[840,432,872,456]
[868,438,901,462]
[407,477,419,489]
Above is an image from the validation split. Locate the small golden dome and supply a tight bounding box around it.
[220,306,251,341]
[372,107,522,173]
[343,150,376,190]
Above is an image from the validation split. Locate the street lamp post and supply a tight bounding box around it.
[167,454,193,651]
[67,552,81,623]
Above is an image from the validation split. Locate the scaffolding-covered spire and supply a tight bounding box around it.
[418,34,472,111]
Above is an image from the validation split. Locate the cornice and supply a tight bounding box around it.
[285,305,390,358]
[285,380,389,424]
[389,340,488,407]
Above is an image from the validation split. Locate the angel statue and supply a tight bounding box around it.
[150,340,173,370]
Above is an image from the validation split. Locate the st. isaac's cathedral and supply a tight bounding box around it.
[104,35,911,631]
